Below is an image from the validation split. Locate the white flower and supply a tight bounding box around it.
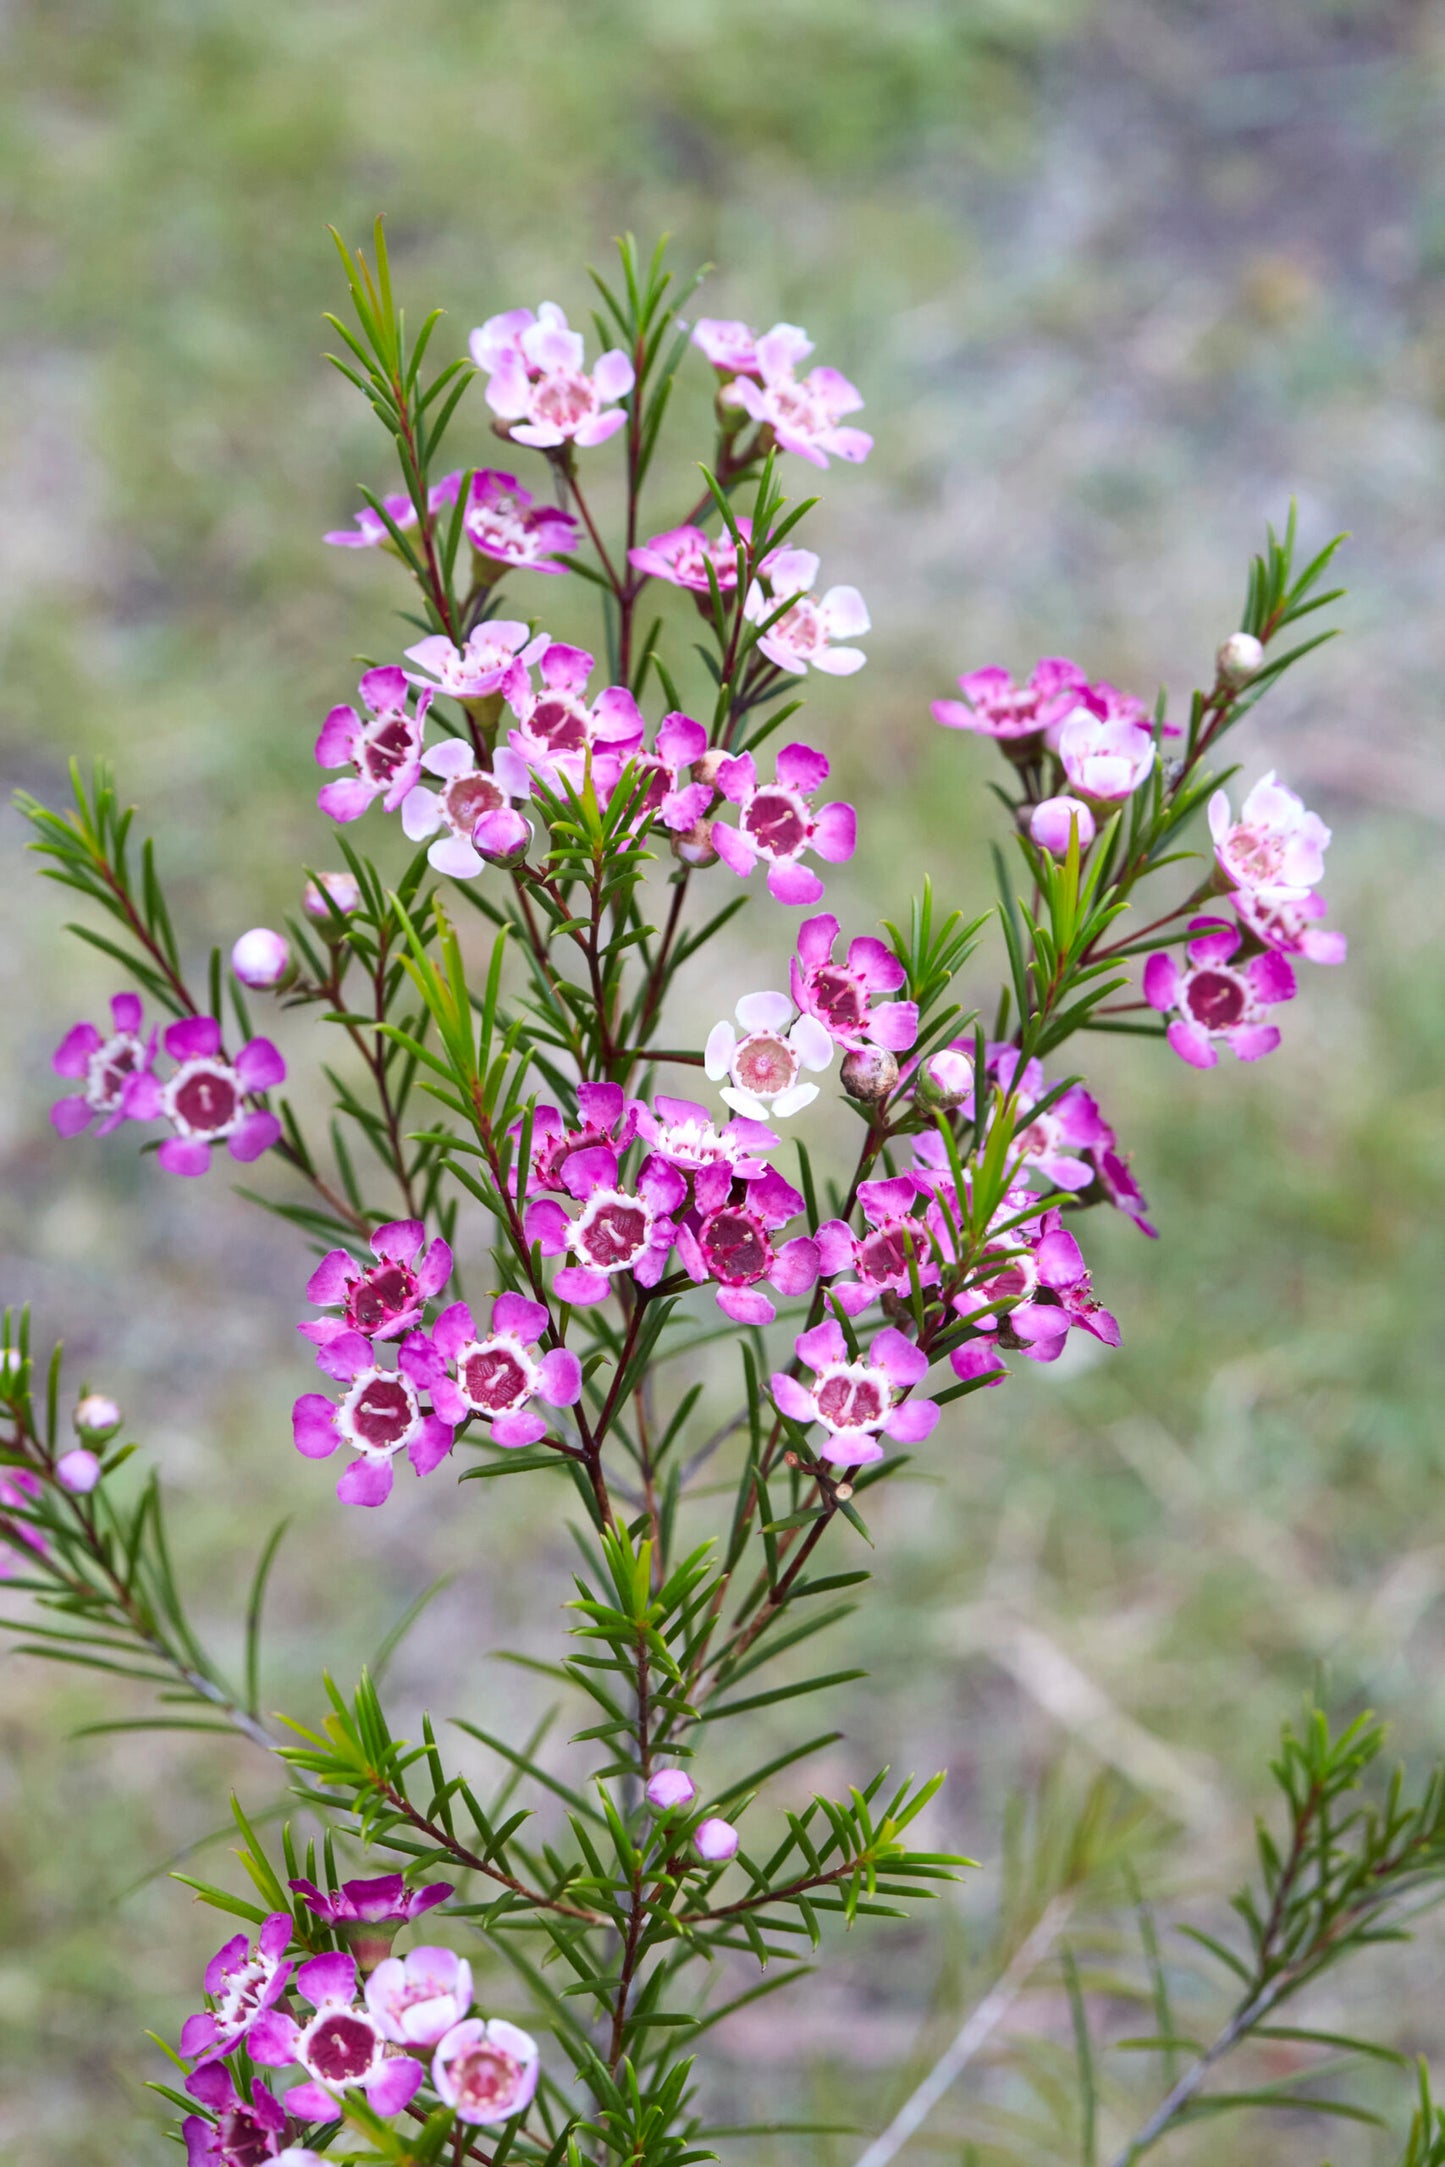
[704,991,834,1120]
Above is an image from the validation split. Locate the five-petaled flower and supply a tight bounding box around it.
[403,623,548,702]
[292,1336,455,1506]
[289,1873,452,1931]
[675,1161,821,1326]
[473,302,635,450]
[401,738,534,878]
[627,520,752,595]
[124,1017,284,1177]
[1144,920,1297,1068]
[711,742,856,906]
[771,1322,938,1467]
[932,658,1087,743]
[324,472,461,550]
[248,1950,425,2123]
[181,1913,294,2062]
[365,1945,473,2050]
[411,1293,583,1446]
[744,548,869,676]
[525,1149,685,1307]
[316,667,432,823]
[512,1082,643,1199]
[1208,772,1332,895]
[790,913,917,1055]
[815,1175,937,1316]
[182,2063,290,2167]
[705,990,835,1120]
[462,469,580,574]
[634,1095,778,1211]
[298,1220,454,1350]
[618,711,715,835]
[725,323,873,468]
[954,1199,1121,1365]
[432,2016,540,2127]
[501,641,644,792]
[1058,707,1156,805]
[51,991,155,1139]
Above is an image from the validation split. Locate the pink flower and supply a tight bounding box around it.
[525,1150,685,1308]
[57,1448,102,1493]
[299,1220,454,1349]
[182,2064,289,2167]
[634,1095,778,1213]
[814,1175,937,1317]
[690,318,760,375]
[617,711,714,835]
[646,1767,698,1810]
[728,324,872,468]
[705,990,834,1120]
[432,2016,539,2127]
[502,641,645,791]
[365,1945,473,2049]
[403,623,549,701]
[674,1162,821,1326]
[693,1817,741,1862]
[0,1469,47,1578]
[474,302,634,450]
[712,742,856,907]
[1208,772,1332,894]
[512,1081,643,1199]
[627,519,753,595]
[288,1875,453,1929]
[771,1321,938,1468]
[315,667,432,823]
[122,1017,284,1177]
[953,1196,1120,1365]
[463,470,580,574]
[744,548,868,675]
[292,1335,455,1506]
[409,1293,583,1446]
[1233,883,1347,965]
[1144,920,1298,1069]
[932,658,1087,743]
[324,472,461,550]
[401,739,533,879]
[1045,677,1153,752]
[248,1950,425,2123]
[1058,708,1155,804]
[180,1913,294,2062]
[791,913,917,1055]
[948,1341,1009,1390]
[50,991,156,1140]
[1030,796,1097,854]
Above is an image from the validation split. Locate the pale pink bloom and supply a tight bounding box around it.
[771,1320,938,1468]
[403,623,549,702]
[1144,920,1297,1069]
[123,1017,284,1177]
[474,302,634,450]
[1234,883,1347,965]
[316,667,431,823]
[248,1951,424,2123]
[299,1219,453,1348]
[231,929,292,991]
[1208,772,1331,894]
[524,1149,685,1308]
[50,992,156,1140]
[401,739,533,879]
[1030,796,1096,854]
[432,2016,539,2127]
[744,548,868,675]
[463,470,579,574]
[693,1817,741,1862]
[634,1096,778,1212]
[932,658,1087,742]
[673,1162,821,1326]
[915,1048,974,1110]
[1043,677,1153,752]
[501,641,644,792]
[790,913,917,1055]
[646,1768,698,1810]
[690,318,760,375]
[73,1393,121,1440]
[705,990,834,1121]
[729,323,872,468]
[1057,707,1155,804]
[324,472,460,549]
[712,742,856,906]
[365,1946,473,2049]
[292,1335,455,1507]
[409,1293,583,1448]
[627,518,753,594]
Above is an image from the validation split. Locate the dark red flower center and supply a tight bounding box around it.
[699,1208,772,1285]
[348,1376,415,1451]
[462,1344,529,1412]
[347,1262,416,1334]
[88,1033,141,1111]
[445,772,505,833]
[217,2105,278,2167]
[306,2010,378,2083]
[529,696,588,750]
[362,713,415,782]
[576,1196,649,1270]
[809,966,864,1030]
[743,789,808,858]
[1187,969,1247,1032]
[857,1224,918,1286]
[631,755,671,815]
[171,1062,240,1136]
[816,1371,885,1429]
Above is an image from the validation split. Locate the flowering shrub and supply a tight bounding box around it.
[9,228,1437,2167]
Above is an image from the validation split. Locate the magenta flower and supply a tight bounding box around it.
[1233,882,1347,965]
[1058,707,1155,805]
[249,1950,425,2124]
[512,1081,643,1199]
[627,519,752,594]
[474,301,634,450]
[292,1336,455,1506]
[744,547,869,676]
[693,1817,741,1862]
[123,1017,284,1177]
[289,1873,452,1929]
[50,991,156,1140]
[620,711,714,834]
[1030,796,1097,855]
[771,1321,938,1468]
[690,318,760,375]
[705,990,834,1120]
[432,2016,539,2127]
[525,1149,685,1308]
[502,641,645,791]
[463,469,580,574]
[712,742,856,906]
[634,1095,778,1213]
[324,472,461,550]
[0,1469,47,1578]
[1208,772,1331,894]
[182,2064,289,2167]
[1144,920,1297,1069]
[412,1293,583,1447]
[791,913,917,1056]
[815,1175,937,1318]
[1043,676,1153,752]
[728,323,872,468]
[401,739,533,879]
[403,623,549,702]
[57,1448,102,1493]
[315,667,431,824]
[674,1162,821,1326]
[365,1945,473,2049]
[932,658,1087,743]
[948,1341,1009,1389]
[299,1220,454,1350]
[180,1912,294,2062]
[953,1194,1120,1364]
[645,1767,698,1811]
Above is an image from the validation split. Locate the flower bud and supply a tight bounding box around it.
[57,1447,102,1494]
[841,1046,900,1104]
[645,1768,698,1812]
[691,748,728,790]
[916,1048,974,1112]
[1029,795,1096,856]
[693,1816,740,1862]
[1216,631,1264,688]
[474,807,533,868]
[672,818,719,869]
[231,927,294,991]
[74,1393,121,1443]
[303,872,362,922]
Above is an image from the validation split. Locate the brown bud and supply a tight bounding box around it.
[841,1046,900,1104]
[691,747,729,789]
[833,1481,855,1502]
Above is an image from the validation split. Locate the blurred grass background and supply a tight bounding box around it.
[3,0,1445,2160]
